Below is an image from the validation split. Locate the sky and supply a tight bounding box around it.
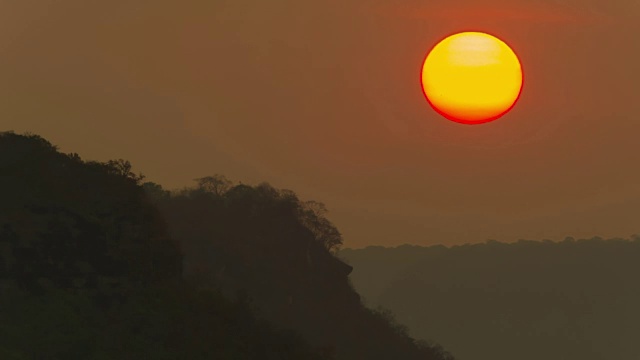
[2,0,640,248]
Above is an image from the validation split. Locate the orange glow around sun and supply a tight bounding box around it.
[421,32,523,125]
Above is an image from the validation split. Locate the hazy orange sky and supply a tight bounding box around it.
[3,0,640,248]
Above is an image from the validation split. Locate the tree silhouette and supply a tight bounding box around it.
[194,174,233,196]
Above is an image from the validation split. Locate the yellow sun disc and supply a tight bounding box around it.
[421,31,523,125]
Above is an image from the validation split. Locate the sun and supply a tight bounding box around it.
[420,32,523,125]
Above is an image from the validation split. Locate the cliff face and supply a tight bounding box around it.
[153,186,357,326]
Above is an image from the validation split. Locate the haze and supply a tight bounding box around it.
[2,0,640,248]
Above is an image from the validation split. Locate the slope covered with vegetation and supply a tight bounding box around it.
[0,131,331,359]
[145,176,452,360]
[0,131,452,360]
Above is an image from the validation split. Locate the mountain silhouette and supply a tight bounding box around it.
[0,131,452,360]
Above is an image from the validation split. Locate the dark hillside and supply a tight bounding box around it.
[0,131,452,359]
[0,131,331,359]
[147,177,453,360]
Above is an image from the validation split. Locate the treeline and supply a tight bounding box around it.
[0,131,452,360]
[340,238,640,360]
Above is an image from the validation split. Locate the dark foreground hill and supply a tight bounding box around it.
[0,131,329,359]
[340,238,640,360]
[0,131,452,360]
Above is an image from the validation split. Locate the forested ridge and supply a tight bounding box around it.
[340,238,640,360]
[0,131,452,360]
